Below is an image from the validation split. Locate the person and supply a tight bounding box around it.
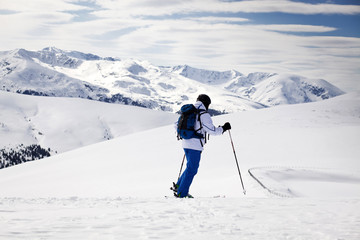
[174,94,231,198]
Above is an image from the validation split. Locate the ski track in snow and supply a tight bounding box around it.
[0,197,359,240]
[248,167,360,198]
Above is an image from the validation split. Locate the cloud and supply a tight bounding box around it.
[224,0,360,15]
[0,11,73,38]
[255,24,337,33]
[186,16,250,23]
[0,0,359,91]
[88,27,141,41]
[0,0,89,12]
[91,0,360,17]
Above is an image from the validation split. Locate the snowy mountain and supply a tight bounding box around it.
[228,73,345,106]
[0,47,344,113]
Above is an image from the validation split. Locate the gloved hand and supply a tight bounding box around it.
[222,122,231,133]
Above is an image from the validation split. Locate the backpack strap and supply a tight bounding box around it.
[195,107,208,146]
[194,108,206,133]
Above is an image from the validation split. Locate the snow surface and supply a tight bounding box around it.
[0,91,359,239]
[1,197,359,240]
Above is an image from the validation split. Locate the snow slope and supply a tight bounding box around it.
[0,91,175,153]
[0,91,359,197]
[0,92,359,239]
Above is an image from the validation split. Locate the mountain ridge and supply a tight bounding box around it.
[0,47,345,113]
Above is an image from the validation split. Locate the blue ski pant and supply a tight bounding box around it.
[176,148,202,197]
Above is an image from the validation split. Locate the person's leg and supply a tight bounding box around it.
[176,149,199,187]
[176,148,201,197]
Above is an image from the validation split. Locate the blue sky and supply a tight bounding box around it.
[1,0,360,91]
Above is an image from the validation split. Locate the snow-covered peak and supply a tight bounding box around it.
[226,72,278,89]
[9,47,83,68]
[172,65,243,85]
[10,48,33,60]
[237,74,345,106]
[121,59,149,75]
[42,46,64,54]
[19,47,105,68]
[66,50,103,61]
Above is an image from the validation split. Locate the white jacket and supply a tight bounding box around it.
[177,101,223,151]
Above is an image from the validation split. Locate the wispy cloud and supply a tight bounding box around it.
[0,0,359,91]
[221,0,360,15]
[91,0,360,16]
[255,24,337,33]
[186,16,250,23]
[1,0,89,12]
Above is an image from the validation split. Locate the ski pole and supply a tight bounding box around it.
[228,130,246,195]
[177,154,186,181]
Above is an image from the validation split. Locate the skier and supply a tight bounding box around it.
[174,94,231,198]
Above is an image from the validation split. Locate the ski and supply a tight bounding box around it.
[165,195,225,199]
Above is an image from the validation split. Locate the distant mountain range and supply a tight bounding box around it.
[0,47,345,113]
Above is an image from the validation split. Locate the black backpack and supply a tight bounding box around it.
[177,104,206,140]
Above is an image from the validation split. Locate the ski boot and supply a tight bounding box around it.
[174,192,194,198]
[170,182,178,193]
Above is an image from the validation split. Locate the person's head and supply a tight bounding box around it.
[197,94,211,110]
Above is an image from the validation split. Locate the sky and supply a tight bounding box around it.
[1,0,360,92]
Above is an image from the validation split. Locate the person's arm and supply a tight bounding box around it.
[200,113,224,136]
